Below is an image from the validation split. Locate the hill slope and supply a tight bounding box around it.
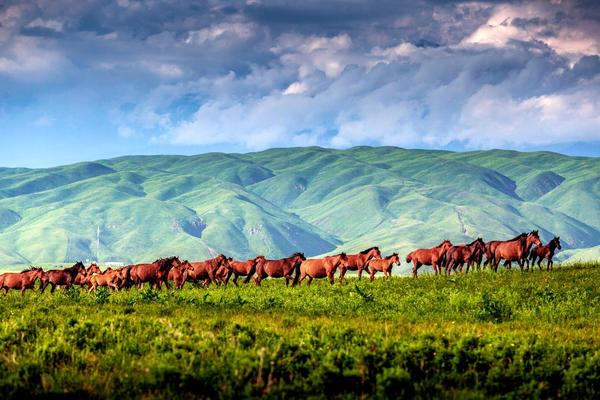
[0,147,598,266]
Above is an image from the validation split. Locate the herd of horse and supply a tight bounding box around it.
[0,230,562,295]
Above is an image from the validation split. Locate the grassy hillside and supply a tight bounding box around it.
[0,147,598,266]
[0,264,599,398]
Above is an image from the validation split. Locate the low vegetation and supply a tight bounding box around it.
[0,262,599,398]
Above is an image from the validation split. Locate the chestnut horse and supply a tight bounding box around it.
[492,230,542,272]
[224,256,266,286]
[0,267,44,295]
[444,238,486,274]
[40,262,87,293]
[187,254,231,286]
[73,263,101,287]
[254,252,306,286]
[297,253,349,285]
[406,240,452,277]
[367,253,400,281]
[88,269,124,292]
[129,257,181,289]
[167,260,193,289]
[338,247,382,282]
[529,237,562,271]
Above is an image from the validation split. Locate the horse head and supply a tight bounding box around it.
[528,230,542,247]
[553,236,562,250]
[389,253,401,265]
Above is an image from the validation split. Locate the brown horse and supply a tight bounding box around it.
[129,257,181,289]
[167,260,193,289]
[88,269,124,292]
[0,267,44,295]
[297,253,349,285]
[444,238,486,274]
[338,247,382,282]
[40,262,87,293]
[71,263,101,287]
[406,240,452,277]
[529,237,562,271]
[254,252,306,286]
[367,253,400,280]
[187,254,232,286]
[223,256,266,286]
[492,231,542,271]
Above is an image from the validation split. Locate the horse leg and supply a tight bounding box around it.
[328,273,335,285]
[232,274,239,287]
[412,261,420,278]
[340,267,348,283]
[297,272,307,286]
[370,269,376,282]
[306,276,313,286]
[50,283,56,293]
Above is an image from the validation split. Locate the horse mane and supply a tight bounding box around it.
[507,233,527,242]
[290,252,304,258]
[435,240,450,248]
[360,246,379,254]
[386,253,399,259]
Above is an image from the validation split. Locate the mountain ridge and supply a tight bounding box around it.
[0,146,598,269]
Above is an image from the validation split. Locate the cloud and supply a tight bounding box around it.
[2,0,600,159]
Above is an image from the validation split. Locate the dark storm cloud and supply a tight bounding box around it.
[1,0,600,155]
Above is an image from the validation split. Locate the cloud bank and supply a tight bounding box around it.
[1,0,600,160]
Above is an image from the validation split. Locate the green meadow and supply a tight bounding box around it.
[0,263,598,398]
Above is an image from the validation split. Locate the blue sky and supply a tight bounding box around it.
[1,0,600,167]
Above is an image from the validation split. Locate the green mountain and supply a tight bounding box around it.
[0,146,598,269]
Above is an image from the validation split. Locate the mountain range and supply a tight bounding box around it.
[0,146,598,271]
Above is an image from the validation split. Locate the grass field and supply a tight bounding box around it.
[1,263,599,398]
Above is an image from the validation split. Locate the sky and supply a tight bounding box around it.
[1,0,600,167]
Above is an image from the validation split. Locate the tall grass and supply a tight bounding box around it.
[0,263,599,398]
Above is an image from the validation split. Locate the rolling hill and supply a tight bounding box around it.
[0,146,598,269]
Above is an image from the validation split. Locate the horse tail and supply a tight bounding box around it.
[406,253,412,263]
[292,262,301,286]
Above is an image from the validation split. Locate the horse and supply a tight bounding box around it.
[129,257,181,289]
[366,253,400,281]
[338,247,382,282]
[0,267,44,296]
[223,256,266,286]
[444,238,486,274]
[88,269,124,292]
[71,263,101,288]
[297,253,349,286]
[40,262,87,293]
[254,252,306,286]
[187,254,232,286]
[492,231,542,272]
[406,240,452,277]
[167,260,193,289]
[529,237,562,271]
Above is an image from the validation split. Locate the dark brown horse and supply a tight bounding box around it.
[254,252,306,286]
[187,254,232,286]
[297,253,349,285]
[406,240,452,277]
[444,238,486,274]
[367,253,400,280]
[0,267,44,295]
[129,257,181,289]
[492,231,542,271]
[40,262,87,293]
[338,247,382,282]
[529,237,562,271]
[223,256,266,286]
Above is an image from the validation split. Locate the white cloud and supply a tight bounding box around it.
[26,18,64,32]
[185,22,256,45]
[462,1,600,59]
[283,81,308,95]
